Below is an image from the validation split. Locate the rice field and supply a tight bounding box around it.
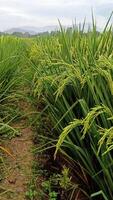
[1,17,113,199]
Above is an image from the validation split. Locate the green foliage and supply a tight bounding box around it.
[59,167,71,190]
[41,166,71,200]
[26,184,37,200]
[42,179,58,200]
[0,37,20,137]
[2,16,113,199]
[33,15,113,199]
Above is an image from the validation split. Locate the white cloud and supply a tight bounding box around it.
[0,0,112,30]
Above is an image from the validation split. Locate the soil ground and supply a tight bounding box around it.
[0,101,36,200]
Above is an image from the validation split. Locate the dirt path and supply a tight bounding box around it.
[0,102,35,200]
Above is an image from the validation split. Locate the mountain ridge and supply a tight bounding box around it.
[5,25,59,35]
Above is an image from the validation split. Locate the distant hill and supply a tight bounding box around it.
[5,26,59,35]
[3,23,101,37]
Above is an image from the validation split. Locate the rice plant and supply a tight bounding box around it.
[0,36,28,137]
[33,15,113,199]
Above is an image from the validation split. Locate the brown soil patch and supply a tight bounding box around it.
[0,125,33,200]
[0,101,35,200]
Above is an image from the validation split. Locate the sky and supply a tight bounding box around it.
[0,0,113,31]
